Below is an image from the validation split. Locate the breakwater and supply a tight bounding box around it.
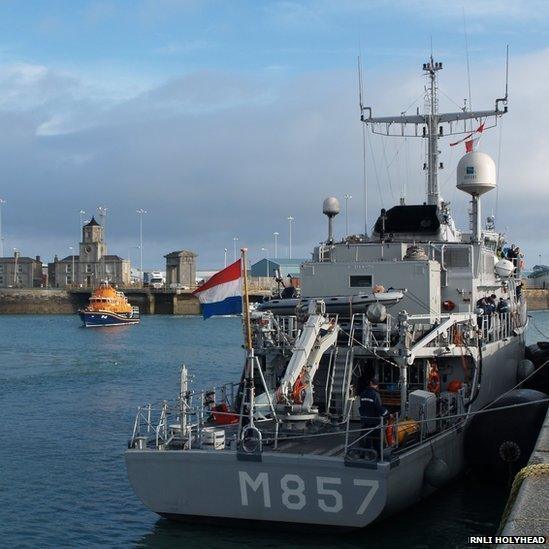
[0,288,270,315]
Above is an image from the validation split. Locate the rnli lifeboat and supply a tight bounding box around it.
[79,282,140,327]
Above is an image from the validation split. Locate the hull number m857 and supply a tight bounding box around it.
[239,472,379,515]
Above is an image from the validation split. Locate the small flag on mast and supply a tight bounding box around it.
[193,259,242,319]
[450,122,485,152]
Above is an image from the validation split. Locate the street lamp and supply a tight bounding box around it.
[224,248,228,268]
[344,194,352,236]
[79,209,86,232]
[0,198,6,257]
[273,232,279,259]
[261,247,269,276]
[69,246,75,286]
[13,248,19,287]
[287,216,294,259]
[233,237,239,261]
[136,209,147,285]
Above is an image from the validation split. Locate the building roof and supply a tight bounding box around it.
[164,250,197,258]
[84,216,101,227]
[252,258,306,267]
[0,256,39,263]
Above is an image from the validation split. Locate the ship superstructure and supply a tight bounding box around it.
[125,57,528,529]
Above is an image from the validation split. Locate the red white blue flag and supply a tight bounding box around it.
[193,259,242,319]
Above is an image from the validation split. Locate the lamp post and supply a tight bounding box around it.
[224,248,228,268]
[136,209,147,285]
[13,248,19,287]
[233,237,239,261]
[0,198,6,257]
[261,247,269,276]
[69,246,75,286]
[287,216,294,259]
[79,209,86,231]
[344,194,352,236]
[273,232,279,259]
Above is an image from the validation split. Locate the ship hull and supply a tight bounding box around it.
[79,310,140,327]
[125,335,523,528]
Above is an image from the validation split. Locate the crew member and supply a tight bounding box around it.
[359,377,389,458]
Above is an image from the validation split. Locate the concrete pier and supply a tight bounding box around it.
[498,407,549,543]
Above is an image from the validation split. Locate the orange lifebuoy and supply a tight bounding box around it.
[442,299,456,311]
[427,364,441,394]
[385,417,395,446]
[447,379,463,393]
[292,373,307,404]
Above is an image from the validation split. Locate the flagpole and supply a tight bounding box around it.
[241,248,253,352]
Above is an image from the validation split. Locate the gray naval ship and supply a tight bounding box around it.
[126,57,529,529]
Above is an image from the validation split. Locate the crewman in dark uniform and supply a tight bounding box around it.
[359,377,389,458]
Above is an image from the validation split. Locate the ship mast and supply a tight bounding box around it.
[425,57,442,206]
[360,56,508,210]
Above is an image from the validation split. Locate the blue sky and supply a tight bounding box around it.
[0,0,548,268]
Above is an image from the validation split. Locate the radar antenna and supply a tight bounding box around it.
[360,55,508,208]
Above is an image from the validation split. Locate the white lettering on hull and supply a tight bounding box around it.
[238,472,379,515]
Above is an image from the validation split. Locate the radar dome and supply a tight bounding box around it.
[457,151,496,196]
[323,197,340,217]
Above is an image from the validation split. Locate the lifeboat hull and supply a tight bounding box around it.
[79,310,140,327]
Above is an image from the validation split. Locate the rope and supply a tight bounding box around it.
[497,463,549,535]
[529,314,549,340]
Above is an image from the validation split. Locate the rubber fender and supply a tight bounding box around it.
[465,389,548,476]
[517,359,535,382]
[523,343,549,394]
[424,458,450,488]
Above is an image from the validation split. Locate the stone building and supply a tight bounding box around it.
[0,251,43,288]
[50,217,130,288]
[164,250,197,288]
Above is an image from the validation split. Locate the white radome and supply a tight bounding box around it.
[322,197,340,217]
[456,151,496,196]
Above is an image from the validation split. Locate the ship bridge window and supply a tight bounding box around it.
[350,275,373,288]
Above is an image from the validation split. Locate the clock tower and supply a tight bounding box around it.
[80,216,106,262]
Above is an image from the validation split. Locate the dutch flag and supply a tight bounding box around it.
[193,259,243,319]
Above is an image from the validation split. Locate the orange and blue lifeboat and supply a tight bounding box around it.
[79,282,140,327]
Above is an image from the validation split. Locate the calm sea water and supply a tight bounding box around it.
[1,311,548,549]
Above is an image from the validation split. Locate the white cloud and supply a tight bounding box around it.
[0,46,548,267]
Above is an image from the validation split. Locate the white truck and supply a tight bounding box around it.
[148,271,165,289]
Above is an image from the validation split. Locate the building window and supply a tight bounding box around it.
[18,265,23,273]
[0,275,3,284]
[105,264,112,274]
[86,264,92,273]
[0,265,3,273]
[66,264,72,273]
[349,275,373,288]
[66,275,72,284]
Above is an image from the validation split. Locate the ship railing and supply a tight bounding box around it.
[479,312,513,343]
[273,315,298,346]
[318,245,332,262]
[347,313,393,350]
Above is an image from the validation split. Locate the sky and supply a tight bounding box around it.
[0,0,548,269]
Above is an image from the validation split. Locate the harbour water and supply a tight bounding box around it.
[1,311,548,548]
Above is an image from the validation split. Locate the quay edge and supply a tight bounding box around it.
[498,405,549,543]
